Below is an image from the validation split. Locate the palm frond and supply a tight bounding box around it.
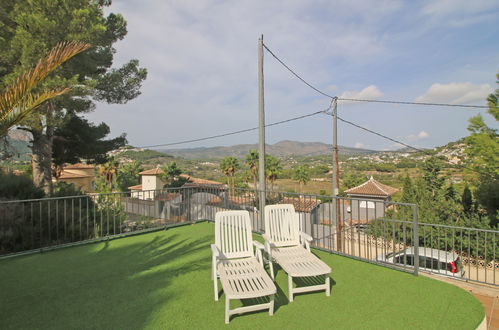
[0,41,91,136]
[0,88,69,136]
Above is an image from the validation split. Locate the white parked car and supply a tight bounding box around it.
[377,247,465,277]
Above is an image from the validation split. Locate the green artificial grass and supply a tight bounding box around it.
[0,222,483,329]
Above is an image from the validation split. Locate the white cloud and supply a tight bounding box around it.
[338,85,384,104]
[416,82,493,104]
[418,131,429,139]
[407,131,430,142]
[81,1,497,151]
[354,142,365,149]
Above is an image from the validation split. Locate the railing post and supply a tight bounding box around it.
[412,204,419,276]
[187,187,192,223]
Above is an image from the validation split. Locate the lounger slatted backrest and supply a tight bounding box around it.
[264,204,301,247]
[215,210,254,260]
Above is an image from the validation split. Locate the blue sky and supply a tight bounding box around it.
[86,0,499,151]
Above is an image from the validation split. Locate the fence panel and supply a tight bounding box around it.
[1,186,497,287]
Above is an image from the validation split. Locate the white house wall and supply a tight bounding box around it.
[141,175,165,194]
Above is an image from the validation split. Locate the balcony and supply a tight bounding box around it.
[0,221,485,329]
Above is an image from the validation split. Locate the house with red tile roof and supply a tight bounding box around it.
[129,166,225,199]
[53,164,96,192]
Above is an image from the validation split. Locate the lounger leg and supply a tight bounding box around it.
[325,276,330,296]
[225,296,230,324]
[214,277,219,301]
[288,275,294,302]
[269,294,275,316]
[269,260,275,280]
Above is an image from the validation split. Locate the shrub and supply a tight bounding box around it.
[0,170,44,200]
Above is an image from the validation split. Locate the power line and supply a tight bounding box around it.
[337,98,488,109]
[324,112,424,152]
[323,112,484,176]
[262,43,335,99]
[138,109,328,149]
[263,42,489,109]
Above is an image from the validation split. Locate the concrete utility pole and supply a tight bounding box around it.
[331,97,342,251]
[258,35,266,225]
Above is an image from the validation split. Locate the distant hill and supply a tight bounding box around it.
[161,140,377,159]
[111,147,174,163]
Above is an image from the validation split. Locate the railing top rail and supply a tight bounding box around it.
[0,194,92,204]
[238,188,418,208]
[418,222,499,234]
[0,186,417,206]
[0,188,181,204]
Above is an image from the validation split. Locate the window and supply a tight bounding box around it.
[394,254,414,266]
[420,257,441,270]
[359,201,375,209]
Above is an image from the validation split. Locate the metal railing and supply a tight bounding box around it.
[1,186,497,286]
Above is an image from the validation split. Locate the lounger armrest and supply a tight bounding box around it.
[300,232,313,251]
[253,241,265,266]
[300,232,313,242]
[253,241,265,250]
[262,234,274,244]
[262,234,276,248]
[211,244,220,258]
[262,234,275,259]
[211,244,221,280]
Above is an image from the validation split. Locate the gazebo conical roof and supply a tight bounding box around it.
[344,176,399,197]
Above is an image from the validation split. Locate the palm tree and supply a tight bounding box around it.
[0,41,91,137]
[245,149,259,196]
[293,165,310,193]
[99,157,119,191]
[160,162,183,187]
[265,155,282,192]
[220,156,240,196]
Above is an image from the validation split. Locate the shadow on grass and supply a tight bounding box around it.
[0,226,213,330]
[231,264,336,322]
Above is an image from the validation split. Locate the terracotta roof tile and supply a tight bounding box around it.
[128,184,143,190]
[58,170,93,179]
[282,198,321,213]
[180,174,223,186]
[139,168,164,175]
[63,164,95,170]
[344,176,398,197]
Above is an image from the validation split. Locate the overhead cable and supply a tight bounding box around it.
[323,112,424,152]
[138,109,328,149]
[263,43,489,109]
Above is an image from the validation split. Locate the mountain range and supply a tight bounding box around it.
[161,140,377,159]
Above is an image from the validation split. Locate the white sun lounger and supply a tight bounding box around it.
[263,204,331,302]
[211,210,276,323]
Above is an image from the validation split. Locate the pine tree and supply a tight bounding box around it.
[0,1,147,193]
[445,183,459,202]
[461,184,473,214]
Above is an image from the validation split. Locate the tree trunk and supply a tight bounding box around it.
[31,105,54,195]
[253,175,258,201]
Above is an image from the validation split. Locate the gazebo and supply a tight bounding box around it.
[344,176,399,221]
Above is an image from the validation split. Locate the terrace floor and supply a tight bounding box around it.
[0,222,484,329]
